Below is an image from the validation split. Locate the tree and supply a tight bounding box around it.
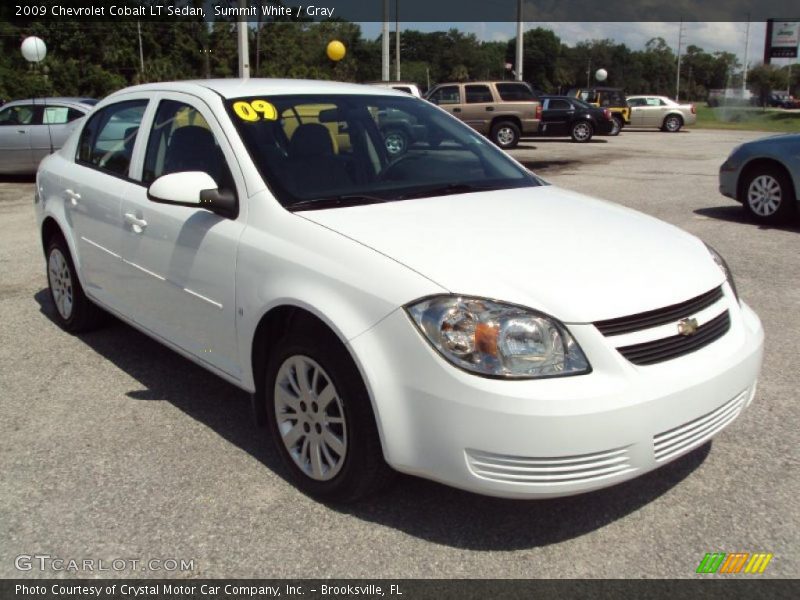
[748,64,788,106]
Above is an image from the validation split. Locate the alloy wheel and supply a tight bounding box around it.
[747,174,782,216]
[496,127,515,146]
[384,132,406,156]
[665,116,681,132]
[48,248,73,320]
[274,355,348,481]
[573,122,591,141]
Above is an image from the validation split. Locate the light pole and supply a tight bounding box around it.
[382,0,390,81]
[675,19,684,101]
[515,0,523,81]
[237,0,250,79]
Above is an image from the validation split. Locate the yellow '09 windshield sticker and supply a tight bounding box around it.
[233,100,277,122]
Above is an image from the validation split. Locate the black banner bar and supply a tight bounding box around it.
[3,0,800,23]
[2,579,799,600]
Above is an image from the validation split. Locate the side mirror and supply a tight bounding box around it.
[147,171,236,217]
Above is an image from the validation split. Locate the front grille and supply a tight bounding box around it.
[617,311,730,366]
[465,446,635,485]
[594,286,723,336]
[653,389,748,462]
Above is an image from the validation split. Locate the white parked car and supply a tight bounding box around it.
[626,95,697,132]
[35,79,763,502]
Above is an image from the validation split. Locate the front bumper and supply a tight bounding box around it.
[719,162,740,201]
[349,296,763,499]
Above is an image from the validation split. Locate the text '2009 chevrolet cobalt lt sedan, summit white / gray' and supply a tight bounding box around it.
[35,79,763,502]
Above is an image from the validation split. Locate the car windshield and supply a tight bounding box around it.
[226,94,542,211]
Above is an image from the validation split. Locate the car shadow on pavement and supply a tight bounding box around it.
[524,138,609,144]
[34,288,711,551]
[695,205,800,233]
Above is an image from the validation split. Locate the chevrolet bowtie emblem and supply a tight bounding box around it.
[677,317,699,336]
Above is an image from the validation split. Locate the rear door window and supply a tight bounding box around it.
[465,85,493,104]
[77,99,148,177]
[496,83,534,101]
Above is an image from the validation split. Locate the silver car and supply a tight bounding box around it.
[719,133,799,224]
[626,95,697,132]
[0,97,96,175]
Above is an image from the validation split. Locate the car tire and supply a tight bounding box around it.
[609,115,623,136]
[383,128,409,157]
[662,114,683,132]
[570,120,594,143]
[46,235,105,333]
[741,166,796,225]
[490,120,520,149]
[264,318,394,502]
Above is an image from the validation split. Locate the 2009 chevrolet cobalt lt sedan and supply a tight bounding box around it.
[35,79,764,502]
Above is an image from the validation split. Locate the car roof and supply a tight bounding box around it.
[105,78,409,102]
[2,97,96,107]
[568,87,623,92]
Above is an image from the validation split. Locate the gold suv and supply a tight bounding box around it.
[425,81,541,149]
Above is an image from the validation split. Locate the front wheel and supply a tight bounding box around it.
[264,320,393,502]
[490,120,520,149]
[46,235,105,333]
[742,167,796,224]
[570,120,594,143]
[609,115,623,136]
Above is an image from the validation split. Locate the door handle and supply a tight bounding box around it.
[485,106,494,111]
[65,189,81,206]
[124,212,148,233]
[18,129,27,134]
[452,108,461,113]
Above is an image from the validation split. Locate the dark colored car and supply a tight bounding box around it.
[767,92,799,109]
[566,87,630,135]
[536,96,614,142]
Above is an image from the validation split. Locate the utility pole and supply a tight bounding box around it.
[237,0,250,79]
[382,0,390,81]
[742,15,751,94]
[586,57,591,88]
[136,21,145,82]
[675,19,684,101]
[255,0,261,75]
[515,0,523,81]
[395,0,400,81]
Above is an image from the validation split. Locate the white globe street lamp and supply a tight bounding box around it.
[21,36,47,63]
[595,68,608,82]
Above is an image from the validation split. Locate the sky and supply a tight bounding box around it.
[359,21,796,69]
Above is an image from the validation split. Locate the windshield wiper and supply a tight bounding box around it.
[398,182,506,200]
[288,194,395,212]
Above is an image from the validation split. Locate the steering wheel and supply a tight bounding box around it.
[376,154,422,182]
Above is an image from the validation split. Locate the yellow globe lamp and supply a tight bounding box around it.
[326,40,346,62]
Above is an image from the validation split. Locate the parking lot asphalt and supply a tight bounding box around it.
[1,128,798,579]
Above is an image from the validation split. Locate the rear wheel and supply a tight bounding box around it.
[570,120,594,143]
[264,319,393,502]
[46,235,105,333]
[490,120,520,149]
[741,166,796,224]
[662,114,683,132]
[609,115,623,136]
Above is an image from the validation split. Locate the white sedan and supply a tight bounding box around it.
[626,95,697,132]
[35,79,763,501]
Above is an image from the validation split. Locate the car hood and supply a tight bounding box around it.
[299,186,724,323]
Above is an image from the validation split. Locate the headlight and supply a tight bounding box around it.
[406,296,590,379]
[705,243,739,302]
